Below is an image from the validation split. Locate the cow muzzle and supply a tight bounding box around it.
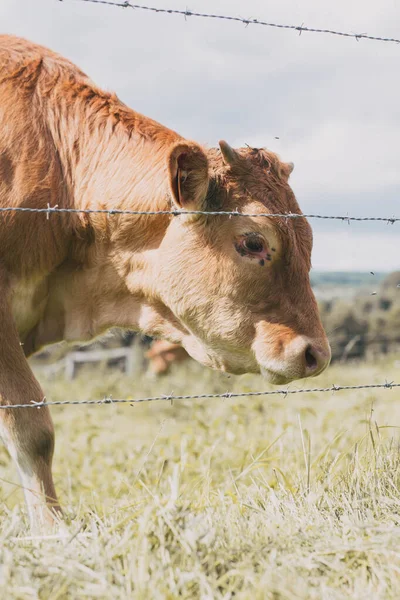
[257,335,331,385]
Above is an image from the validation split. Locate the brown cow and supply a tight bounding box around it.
[0,36,331,529]
[146,340,190,375]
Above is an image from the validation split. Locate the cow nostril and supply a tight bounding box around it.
[305,345,318,372]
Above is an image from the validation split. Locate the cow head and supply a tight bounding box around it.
[136,139,331,384]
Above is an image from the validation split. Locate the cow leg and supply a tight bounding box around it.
[0,298,61,530]
[0,403,61,530]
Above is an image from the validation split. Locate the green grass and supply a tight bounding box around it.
[1,356,400,599]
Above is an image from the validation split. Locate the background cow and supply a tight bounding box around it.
[0,35,330,528]
[146,340,190,376]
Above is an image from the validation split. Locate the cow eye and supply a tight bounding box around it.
[243,236,264,253]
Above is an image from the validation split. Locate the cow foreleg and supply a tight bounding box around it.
[0,402,61,530]
[0,300,61,531]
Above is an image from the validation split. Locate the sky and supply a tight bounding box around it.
[1,0,399,271]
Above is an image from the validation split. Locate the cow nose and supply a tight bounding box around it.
[304,342,330,376]
[255,331,331,383]
[274,335,331,381]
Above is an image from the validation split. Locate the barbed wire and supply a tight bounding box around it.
[1,205,400,223]
[69,0,400,46]
[1,381,399,409]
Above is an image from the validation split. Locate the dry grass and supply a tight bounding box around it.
[1,355,400,599]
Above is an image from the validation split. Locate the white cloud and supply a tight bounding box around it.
[236,118,400,197]
[312,230,400,272]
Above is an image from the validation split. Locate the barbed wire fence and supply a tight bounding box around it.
[2,382,400,410]
[2,4,400,409]
[68,0,400,46]
[1,205,400,222]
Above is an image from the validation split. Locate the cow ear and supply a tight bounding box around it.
[167,141,209,210]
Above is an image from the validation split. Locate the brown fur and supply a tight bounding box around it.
[0,35,330,527]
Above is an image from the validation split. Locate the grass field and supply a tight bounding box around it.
[1,355,400,599]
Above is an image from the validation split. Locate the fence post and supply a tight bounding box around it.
[65,354,76,380]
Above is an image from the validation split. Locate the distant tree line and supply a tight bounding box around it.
[319,271,400,362]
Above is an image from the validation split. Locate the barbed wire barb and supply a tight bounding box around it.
[102,395,114,404]
[69,0,400,46]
